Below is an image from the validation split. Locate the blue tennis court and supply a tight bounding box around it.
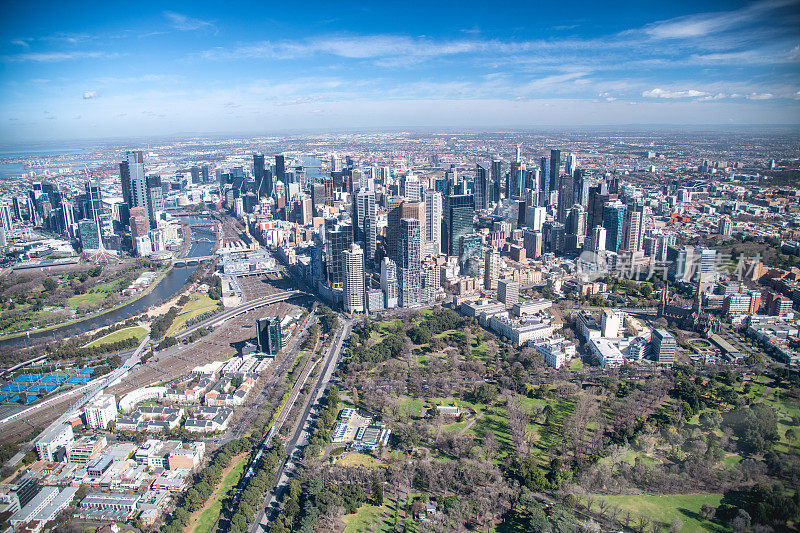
[66,376,90,385]
[1,384,29,393]
[27,384,57,394]
[13,375,40,383]
[79,368,95,375]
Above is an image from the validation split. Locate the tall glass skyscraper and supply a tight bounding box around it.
[398,218,421,307]
[354,188,377,261]
[539,157,550,206]
[602,200,626,252]
[324,219,353,288]
[446,194,474,257]
[474,163,489,210]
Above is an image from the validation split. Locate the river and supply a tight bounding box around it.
[0,215,214,350]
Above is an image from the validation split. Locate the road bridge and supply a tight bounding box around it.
[172,256,214,266]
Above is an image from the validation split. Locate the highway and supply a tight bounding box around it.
[251,317,353,533]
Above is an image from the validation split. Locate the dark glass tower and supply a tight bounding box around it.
[474,163,488,210]
[490,160,502,202]
[572,169,589,208]
[254,154,272,198]
[446,194,474,257]
[549,149,561,192]
[257,316,282,355]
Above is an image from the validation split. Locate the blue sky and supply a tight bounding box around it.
[1,0,799,141]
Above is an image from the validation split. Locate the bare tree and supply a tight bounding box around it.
[505,393,532,458]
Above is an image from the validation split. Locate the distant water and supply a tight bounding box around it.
[302,156,325,179]
[0,146,85,158]
[0,163,26,179]
[0,145,89,179]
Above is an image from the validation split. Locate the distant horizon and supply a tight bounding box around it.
[1,123,800,148]
[1,0,799,142]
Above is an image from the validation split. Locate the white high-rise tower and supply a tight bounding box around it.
[342,243,365,313]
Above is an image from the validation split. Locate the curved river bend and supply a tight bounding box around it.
[0,216,213,350]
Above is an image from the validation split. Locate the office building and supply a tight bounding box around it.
[602,200,626,252]
[667,246,694,283]
[591,225,607,253]
[566,205,586,238]
[398,218,421,307]
[424,190,443,256]
[484,249,500,290]
[380,257,398,309]
[719,216,733,236]
[124,151,150,228]
[722,292,761,316]
[490,159,502,203]
[78,219,100,251]
[324,219,353,288]
[275,155,286,197]
[474,163,489,210]
[549,149,561,192]
[498,280,519,306]
[539,157,550,206]
[622,205,645,253]
[509,160,524,199]
[342,244,365,313]
[600,309,623,338]
[35,424,74,462]
[445,194,474,257]
[557,173,573,223]
[386,196,404,260]
[523,229,543,259]
[146,175,163,229]
[401,200,425,259]
[651,329,676,365]
[572,169,589,208]
[354,188,377,261]
[257,316,282,355]
[254,154,271,198]
[84,394,117,429]
[526,206,546,231]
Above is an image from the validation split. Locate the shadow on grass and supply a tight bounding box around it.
[677,508,727,533]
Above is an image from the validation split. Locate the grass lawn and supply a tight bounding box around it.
[343,503,389,533]
[594,493,724,533]
[66,291,108,308]
[569,358,584,371]
[398,396,424,418]
[188,453,248,533]
[377,318,402,334]
[86,326,147,348]
[336,452,383,468]
[167,293,220,337]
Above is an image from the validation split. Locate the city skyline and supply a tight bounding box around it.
[1,0,799,141]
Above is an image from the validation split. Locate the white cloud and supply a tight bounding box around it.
[3,51,118,62]
[643,0,796,40]
[10,39,30,48]
[643,88,708,98]
[164,11,215,32]
[745,92,774,100]
[83,90,100,99]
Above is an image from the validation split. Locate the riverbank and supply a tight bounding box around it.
[0,264,173,342]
